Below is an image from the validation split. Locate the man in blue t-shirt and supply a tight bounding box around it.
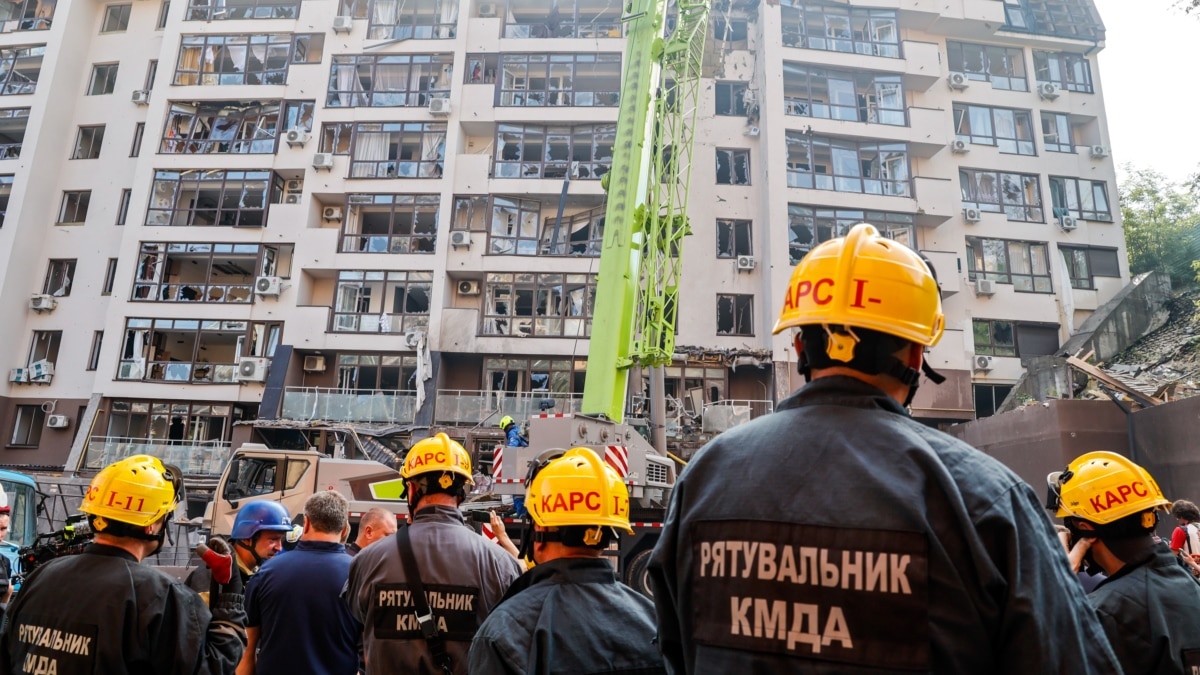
[244,491,360,674]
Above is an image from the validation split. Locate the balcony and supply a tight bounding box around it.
[434,389,583,425]
[699,399,775,433]
[84,436,231,477]
[281,386,417,424]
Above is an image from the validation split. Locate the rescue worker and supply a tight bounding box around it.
[0,455,247,673]
[498,415,527,447]
[648,224,1121,673]
[1049,451,1200,675]
[468,447,664,675]
[344,433,523,675]
[188,500,292,595]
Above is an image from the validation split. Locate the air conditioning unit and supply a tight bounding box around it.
[284,194,302,204]
[428,97,452,116]
[478,2,497,17]
[29,359,54,382]
[131,89,150,105]
[1037,82,1061,100]
[743,126,760,137]
[450,230,472,248]
[285,179,304,193]
[736,255,756,271]
[322,206,343,221]
[975,278,997,296]
[303,355,326,372]
[46,414,69,429]
[1058,215,1077,231]
[950,139,970,154]
[962,207,982,223]
[30,294,56,312]
[312,152,335,171]
[1090,145,1110,159]
[8,368,28,383]
[404,330,423,348]
[973,355,994,372]
[237,357,270,382]
[255,275,282,296]
[285,128,310,148]
[332,15,353,33]
[947,72,969,91]
[458,280,480,296]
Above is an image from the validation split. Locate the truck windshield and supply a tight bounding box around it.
[0,479,37,548]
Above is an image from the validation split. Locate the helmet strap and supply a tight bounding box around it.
[236,533,267,567]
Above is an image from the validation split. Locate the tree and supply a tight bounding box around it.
[1118,165,1200,288]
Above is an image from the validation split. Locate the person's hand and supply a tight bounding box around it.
[489,511,520,560]
[1066,537,1092,574]
[1190,553,1200,564]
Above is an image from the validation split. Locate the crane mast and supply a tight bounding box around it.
[581,0,711,423]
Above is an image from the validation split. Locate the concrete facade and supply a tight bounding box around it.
[0,0,1128,469]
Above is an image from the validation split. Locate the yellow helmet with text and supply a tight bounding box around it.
[80,455,182,528]
[1049,451,1170,525]
[526,447,633,534]
[401,432,474,486]
[772,223,944,351]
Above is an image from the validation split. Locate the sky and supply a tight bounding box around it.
[1091,0,1199,185]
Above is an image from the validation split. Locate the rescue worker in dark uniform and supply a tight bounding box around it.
[648,224,1121,674]
[186,500,292,597]
[469,447,664,675]
[0,455,246,673]
[1049,451,1200,675]
[344,433,523,675]
[499,415,527,447]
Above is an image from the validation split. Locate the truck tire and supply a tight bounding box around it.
[624,549,655,599]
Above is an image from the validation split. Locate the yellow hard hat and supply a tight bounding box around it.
[80,455,182,528]
[498,415,515,430]
[401,433,474,486]
[526,447,633,534]
[1049,451,1170,525]
[773,223,944,351]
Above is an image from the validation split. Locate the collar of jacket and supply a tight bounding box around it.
[83,542,138,562]
[412,504,467,525]
[496,556,616,606]
[1094,541,1167,589]
[779,374,908,416]
[295,540,346,553]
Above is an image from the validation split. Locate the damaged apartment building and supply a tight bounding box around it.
[0,0,1127,472]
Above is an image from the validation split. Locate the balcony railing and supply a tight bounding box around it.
[434,389,584,425]
[132,282,254,303]
[85,436,231,476]
[281,386,418,424]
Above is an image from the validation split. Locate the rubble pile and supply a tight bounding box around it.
[1096,288,1200,402]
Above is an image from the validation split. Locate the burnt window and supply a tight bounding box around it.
[716,294,753,336]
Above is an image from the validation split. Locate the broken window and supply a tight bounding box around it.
[1059,245,1120,290]
[464,54,497,84]
[0,0,55,32]
[714,81,748,116]
[341,193,439,253]
[1003,0,1104,40]
[716,219,751,258]
[489,196,542,255]
[485,357,584,396]
[960,168,1043,222]
[781,2,898,57]
[101,400,241,447]
[131,242,261,303]
[648,364,727,413]
[117,318,279,383]
[337,0,368,19]
[966,236,1052,293]
[540,203,605,256]
[10,405,43,446]
[1040,111,1074,153]
[0,174,12,226]
[716,148,750,185]
[946,41,1028,92]
[185,0,300,21]
[973,319,1016,357]
[504,0,622,39]
[321,122,353,154]
[0,45,43,95]
[174,34,298,86]
[493,123,615,180]
[1049,176,1110,222]
[58,190,90,224]
[499,53,620,107]
[787,205,913,265]
[329,53,453,108]
[785,133,910,197]
[451,195,488,231]
[337,354,419,393]
[783,63,905,125]
[145,169,277,227]
[161,101,287,154]
[1033,50,1092,93]
[349,122,445,178]
[42,259,75,296]
[0,107,29,159]
[716,294,753,336]
[481,272,596,338]
[953,104,1034,155]
[27,330,59,365]
[711,17,748,46]
[368,0,456,40]
[332,270,432,333]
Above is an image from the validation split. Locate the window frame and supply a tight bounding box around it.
[173,34,295,86]
[787,204,915,265]
[145,169,276,227]
[57,190,91,224]
[117,317,282,383]
[9,404,44,447]
[780,2,900,58]
[782,62,906,126]
[503,0,621,39]
[786,133,911,197]
[87,331,104,371]
[87,62,119,95]
[493,123,614,181]
[1033,50,1093,93]
[716,219,752,258]
[0,107,29,159]
[42,259,75,296]
[331,270,432,334]
[366,0,456,40]
[497,53,621,108]
[1049,176,1111,222]
[959,168,1044,222]
[946,41,1028,92]
[1040,111,1074,153]
[100,4,131,32]
[102,257,119,295]
[131,122,145,157]
[1059,245,1120,290]
[328,53,454,108]
[349,122,446,179]
[966,236,1053,293]
[72,124,105,159]
[131,241,266,303]
[185,0,300,21]
[0,45,44,96]
[714,81,748,116]
[715,148,751,185]
[480,272,597,338]
[339,193,440,254]
[952,103,1036,155]
[716,293,754,336]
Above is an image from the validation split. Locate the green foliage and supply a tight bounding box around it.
[1119,165,1200,288]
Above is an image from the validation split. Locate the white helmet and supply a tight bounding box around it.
[0,483,9,514]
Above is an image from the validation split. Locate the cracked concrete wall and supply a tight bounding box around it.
[1059,271,1173,363]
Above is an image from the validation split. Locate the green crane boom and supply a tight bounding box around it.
[581,0,710,423]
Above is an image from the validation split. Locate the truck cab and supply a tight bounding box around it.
[0,470,41,576]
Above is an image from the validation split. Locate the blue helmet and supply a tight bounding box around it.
[230,501,292,540]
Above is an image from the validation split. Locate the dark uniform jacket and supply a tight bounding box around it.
[0,543,245,674]
[1090,543,1200,675]
[648,376,1122,674]
[344,505,523,675]
[468,557,665,675]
